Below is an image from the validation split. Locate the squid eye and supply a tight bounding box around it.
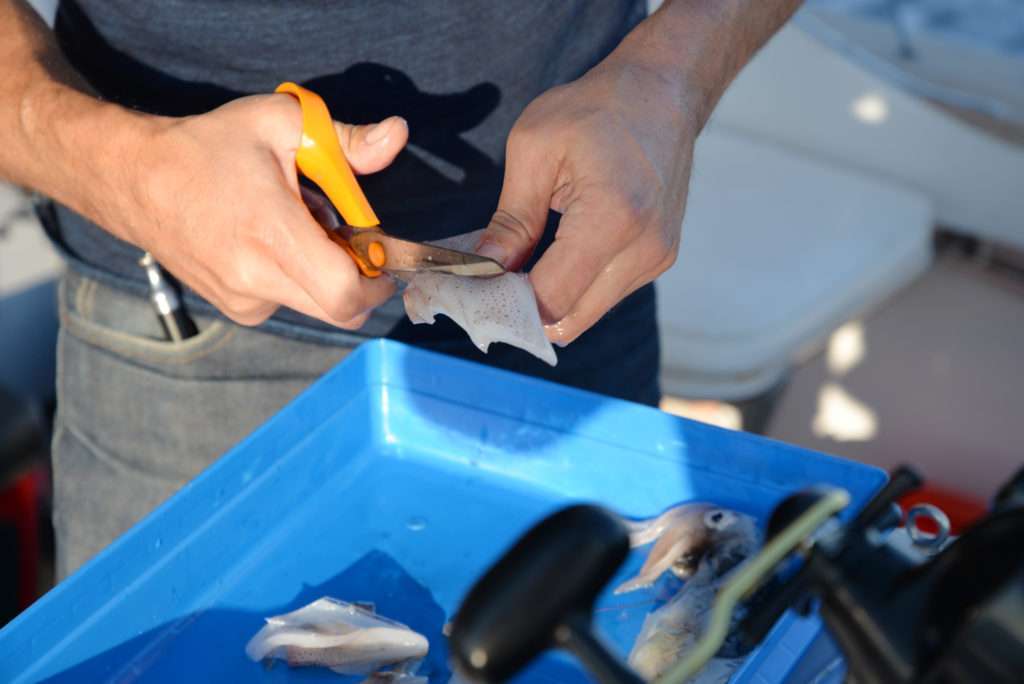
[705,510,732,528]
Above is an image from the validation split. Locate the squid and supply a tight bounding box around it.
[615,503,762,683]
[246,598,428,682]
[400,230,557,367]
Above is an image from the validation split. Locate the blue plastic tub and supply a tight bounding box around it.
[0,340,884,683]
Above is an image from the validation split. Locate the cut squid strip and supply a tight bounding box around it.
[245,598,428,680]
[400,230,557,366]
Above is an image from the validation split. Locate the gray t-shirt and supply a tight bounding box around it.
[49,0,662,404]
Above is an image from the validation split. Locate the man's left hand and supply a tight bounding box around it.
[475,57,697,346]
[476,0,802,346]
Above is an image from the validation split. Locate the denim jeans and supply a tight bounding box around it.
[52,269,355,578]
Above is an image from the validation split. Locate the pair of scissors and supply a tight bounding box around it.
[275,82,505,278]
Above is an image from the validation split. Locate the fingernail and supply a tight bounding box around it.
[476,241,509,268]
[366,118,398,145]
[544,322,572,348]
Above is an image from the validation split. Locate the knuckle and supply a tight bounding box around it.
[654,223,681,262]
[335,121,357,155]
[337,312,370,331]
[227,312,259,327]
[549,305,574,326]
[488,209,534,245]
[533,274,578,324]
[223,250,264,294]
[637,230,679,281]
[243,222,272,251]
[654,247,678,277]
[322,289,360,323]
[220,292,251,315]
[507,99,555,151]
[659,234,681,269]
[260,93,302,140]
[505,124,535,157]
[222,298,272,326]
[368,280,398,308]
[231,260,258,293]
[539,292,573,324]
[244,218,290,253]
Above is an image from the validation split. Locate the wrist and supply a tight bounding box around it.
[18,81,163,244]
[607,14,728,130]
[608,0,800,130]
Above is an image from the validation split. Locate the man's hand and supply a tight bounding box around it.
[476,61,695,346]
[0,0,410,330]
[476,0,801,346]
[115,95,408,328]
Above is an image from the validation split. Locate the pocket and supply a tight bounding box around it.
[55,268,355,475]
[58,268,235,368]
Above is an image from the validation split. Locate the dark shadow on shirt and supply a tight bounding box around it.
[56,0,505,242]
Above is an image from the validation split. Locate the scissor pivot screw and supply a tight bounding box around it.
[368,241,387,268]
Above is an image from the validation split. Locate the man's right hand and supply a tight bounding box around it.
[109,94,408,328]
[2,1,408,329]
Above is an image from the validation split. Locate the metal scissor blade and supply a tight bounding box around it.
[348,230,506,277]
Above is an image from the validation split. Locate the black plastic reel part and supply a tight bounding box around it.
[449,504,642,684]
[742,464,1024,684]
[449,465,1024,684]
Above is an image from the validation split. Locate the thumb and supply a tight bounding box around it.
[334,116,409,175]
[476,137,558,271]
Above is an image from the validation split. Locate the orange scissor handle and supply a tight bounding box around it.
[275,81,383,277]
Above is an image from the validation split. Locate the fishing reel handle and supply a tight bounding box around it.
[743,465,1024,684]
[448,466,1024,684]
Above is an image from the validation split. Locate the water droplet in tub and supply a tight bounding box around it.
[154,538,162,550]
[407,517,427,532]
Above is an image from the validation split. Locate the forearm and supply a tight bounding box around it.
[610,0,803,128]
[0,0,153,241]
